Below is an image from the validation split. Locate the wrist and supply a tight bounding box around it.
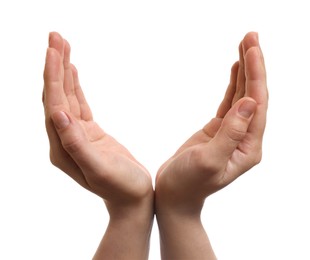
[107,203,154,232]
[155,186,205,219]
[105,189,154,240]
[94,195,154,260]
[155,208,216,260]
[105,189,154,221]
[155,203,203,232]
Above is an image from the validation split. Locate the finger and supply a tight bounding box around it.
[63,40,81,117]
[244,45,268,138]
[49,32,65,58]
[242,32,260,54]
[208,98,257,167]
[71,64,93,121]
[216,61,239,118]
[232,41,246,104]
[44,32,68,116]
[43,32,64,106]
[232,32,260,105]
[43,47,69,116]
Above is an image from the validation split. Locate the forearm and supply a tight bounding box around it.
[156,210,216,260]
[93,219,153,260]
[93,199,154,260]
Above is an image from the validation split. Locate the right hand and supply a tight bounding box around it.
[155,32,268,215]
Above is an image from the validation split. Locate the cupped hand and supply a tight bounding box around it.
[43,32,153,207]
[155,32,268,213]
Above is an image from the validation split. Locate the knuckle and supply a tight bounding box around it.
[226,125,247,143]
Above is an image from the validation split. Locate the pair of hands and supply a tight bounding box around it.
[43,31,267,258]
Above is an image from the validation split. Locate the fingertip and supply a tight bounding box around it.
[70,64,78,74]
[244,31,259,40]
[242,32,259,53]
[52,111,70,130]
[64,39,71,54]
[211,98,255,158]
[50,112,89,157]
[71,64,80,83]
[49,31,61,45]
[238,98,257,119]
[48,31,65,56]
[232,61,239,71]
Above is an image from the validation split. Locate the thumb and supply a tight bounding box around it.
[209,98,257,162]
[51,111,90,161]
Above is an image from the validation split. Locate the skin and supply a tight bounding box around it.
[155,32,268,260]
[43,32,154,260]
[43,31,268,259]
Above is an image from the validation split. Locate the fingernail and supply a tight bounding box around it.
[238,100,256,118]
[52,111,70,129]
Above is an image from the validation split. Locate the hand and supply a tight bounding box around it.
[154,32,268,260]
[43,32,154,259]
[43,32,153,210]
[156,32,268,214]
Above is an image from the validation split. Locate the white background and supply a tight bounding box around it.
[1,1,309,259]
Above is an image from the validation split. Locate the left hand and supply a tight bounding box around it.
[43,32,153,209]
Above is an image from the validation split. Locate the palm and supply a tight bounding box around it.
[157,120,217,173]
[156,120,226,202]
